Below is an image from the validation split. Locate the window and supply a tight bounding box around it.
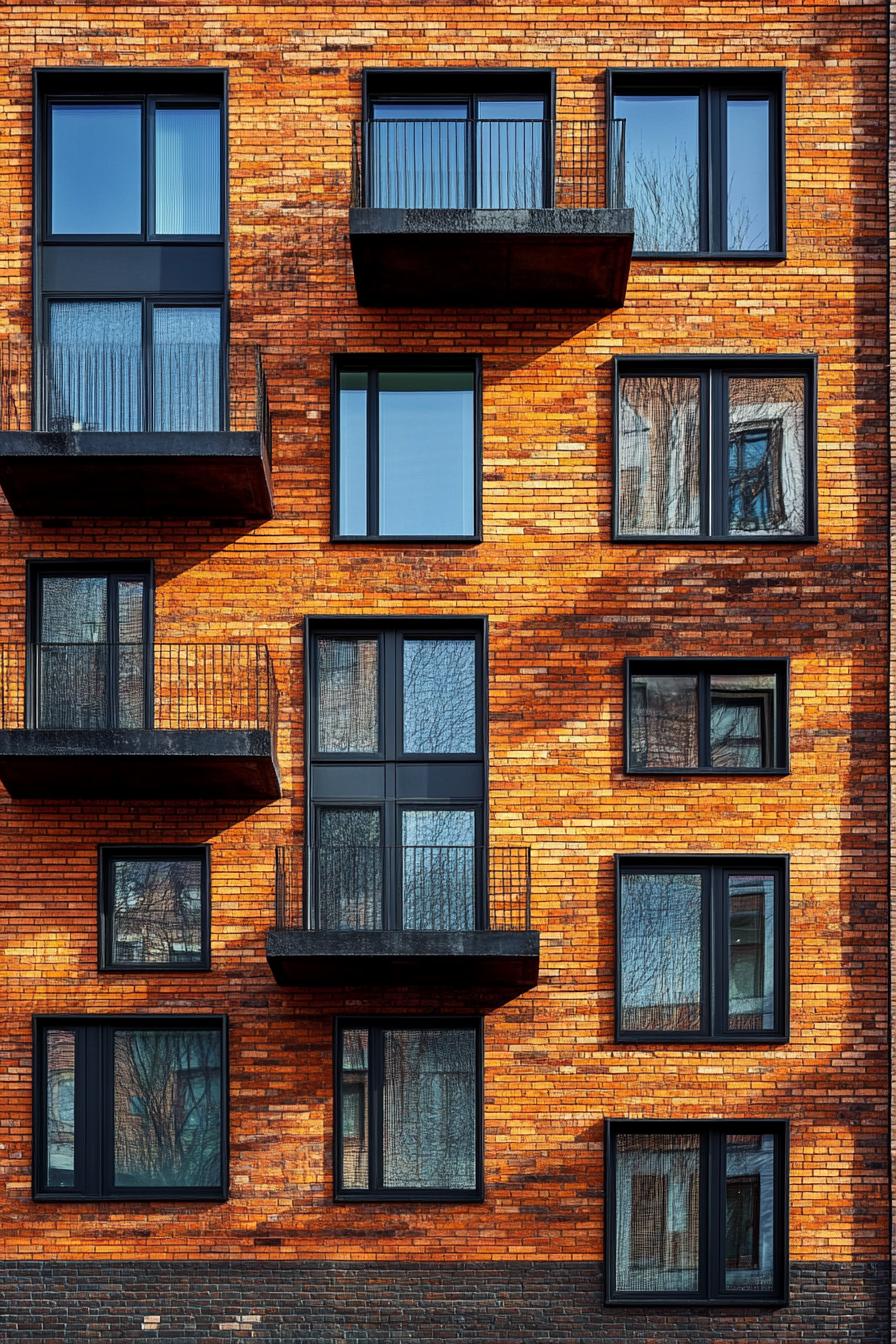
[363,69,552,209]
[614,358,815,541]
[34,1017,226,1200]
[606,1122,788,1304]
[625,658,788,774]
[28,562,152,730]
[100,847,210,971]
[616,857,787,1041]
[36,72,225,434]
[334,358,480,540]
[309,621,486,931]
[336,1018,483,1200]
[609,71,784,255]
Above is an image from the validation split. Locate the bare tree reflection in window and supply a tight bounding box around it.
[403,639,476,754]
[318,808,383,930]
[401,809,476,930]
[619,377,702,535]
[620,871,703,1033]
[110,857,203,965]
[728,377,805,535]
[45,1029,76,1188]
[382,1029,476,1190]
[630,674,699,768]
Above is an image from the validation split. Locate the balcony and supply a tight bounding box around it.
[349,118,634,307]
[0,642,280,799]
[0,340,273,519]
[267,845,539,1001]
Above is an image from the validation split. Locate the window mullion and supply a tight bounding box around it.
[701,369,714,537]
[704,1129,721,1298]
[369,1027,384,1194]
[704,867,716,1036]
[706,88,722,251]
[367,369,380,537]
[697,670,711,767]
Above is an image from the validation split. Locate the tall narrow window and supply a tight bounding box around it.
[336,1018,482,1200]
[100,847,210,971]
[334,359,479,540]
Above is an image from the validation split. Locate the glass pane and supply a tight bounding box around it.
[726,100,770,251]
[382,1029,477,1189]
[340,1029,369,1190]
[727,873,777,1032]
[155,106,221,235]
[618,376,702,535]
[725,1133,777,1292]
[710,673,777,768]
[152,307,221,432]
[47,301,143,433]
[614,1131,701,1294]
[619,871,703,1033]
[45,1029,76,1189]
[110,858,204,966]
[369,103,467,208]
[629,674,699,769]
[117,579,146,729]
[476,98,544,207]
[378,371,475,537]
[403,638,477,754]
[38,575,108,730]
[401,809,476,931]
[337,371,368,535]
[317,637,379,753]
[727,377,805,535]
[614,94,699,251]
[51,104,142,235]
[113,1030,221,1188]
[317,809,382,930]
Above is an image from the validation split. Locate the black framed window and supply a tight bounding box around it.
[27,561,153,731]
[616,857,787,1042]
[308,620,486,931]
[609,70,784,256]
[100,847,210,971]
[334,358,481,541]
[606,1121,788,1304]
[614,358,815,541]
[363,69,553,210]
[625,658,788,775]
[34,1016,227,1200]
[336,1017,483,1201]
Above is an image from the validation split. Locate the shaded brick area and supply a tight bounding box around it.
[0,1260,887,1343]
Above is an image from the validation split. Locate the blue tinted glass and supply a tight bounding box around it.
[51,104,142,235]
[614,94,699,251]
[47,301,142,432]
[152,307,221,431]
[476,98,545,207]
[370,103,467,207]
[726,99,770,250]
[379,371,474,537]
[338,372,368,535]
[155,107,221,235]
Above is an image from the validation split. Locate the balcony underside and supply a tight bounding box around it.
[266,928,540,1001]
[0,729,280,799]
[349,207,634,307]
[0,430,272,519]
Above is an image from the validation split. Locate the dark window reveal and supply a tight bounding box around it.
[336,1018,483,1200]
[100,847,210,971]
[34,1017,227,1200]
[606,1122,788,1304]
[625,659,788,774]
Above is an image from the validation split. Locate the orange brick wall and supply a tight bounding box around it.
[0,0,887,1274]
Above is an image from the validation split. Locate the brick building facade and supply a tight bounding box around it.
[0,3,889,1341]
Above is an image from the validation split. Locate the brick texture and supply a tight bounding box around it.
[0,0,888,1339]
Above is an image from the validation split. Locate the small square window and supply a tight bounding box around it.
[336,1019,483,1200]
[626,659,788,774]
[615,359,815,541]
[606,1122,788,1304]
[35,1016,227,1200]
[616,858,787,1041]
[100,847,210,971]
[334,359,480,540]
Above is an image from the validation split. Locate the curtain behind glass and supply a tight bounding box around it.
[152,307,221,432]
[382,1029,476,1189]
[614,1131,701,1293]
[38,575,108,729]
[154,107,221,235]
[47,301,142,433]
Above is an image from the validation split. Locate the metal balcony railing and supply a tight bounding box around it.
[0,642,278,734]
[275,844,532,934]
[0,340,272,462]
[351,118,625,212]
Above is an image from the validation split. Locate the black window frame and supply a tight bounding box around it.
[605,1119,789,1306]
[33,1014,228,1202]
[607,68,785,258]
[614,855,789,1043]
[331,355,483,544]
[26,559,155,731]
[98,844,211,973]
[613,355,817,543]
[334,1015,485,1203]
[624,656,790,776]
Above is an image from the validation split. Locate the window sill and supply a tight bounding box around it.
[606,1294,788,1309]
[630,250,786,263]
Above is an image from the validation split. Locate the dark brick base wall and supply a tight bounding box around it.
[0,1260,887,1344]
